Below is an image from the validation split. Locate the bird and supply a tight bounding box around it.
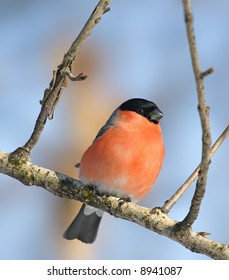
[63,98,164,243]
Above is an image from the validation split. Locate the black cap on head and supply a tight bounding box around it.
[119,98,163,124]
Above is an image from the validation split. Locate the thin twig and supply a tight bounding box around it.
[177,0,212,231]
[22,0,112,153]
[162,125,229,213]
[200,67,214,79]
[181,0,212,226]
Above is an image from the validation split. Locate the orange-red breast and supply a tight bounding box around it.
[64,98,164,243]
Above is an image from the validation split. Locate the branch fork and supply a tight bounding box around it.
[60,67,87,81]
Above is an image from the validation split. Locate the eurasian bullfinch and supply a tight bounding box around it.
[64,98,164,243]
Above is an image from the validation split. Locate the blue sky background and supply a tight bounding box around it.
[0,0,228,259]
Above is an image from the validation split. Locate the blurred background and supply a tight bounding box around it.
[0,0,228,260]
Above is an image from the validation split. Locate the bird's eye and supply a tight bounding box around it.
[140,109,144,114]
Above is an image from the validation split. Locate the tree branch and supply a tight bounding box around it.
[177,0,212,231]
[0,149,229,260]
[22,0,112,154]
[162,125,229,213]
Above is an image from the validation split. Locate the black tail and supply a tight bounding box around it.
[63,204,103,244]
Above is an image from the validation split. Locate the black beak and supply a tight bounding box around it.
[150,108,163,122]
